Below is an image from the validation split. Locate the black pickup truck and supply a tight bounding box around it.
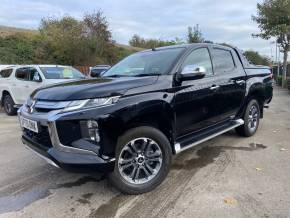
[18,43,273,194]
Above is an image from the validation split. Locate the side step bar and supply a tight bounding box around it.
[174,119,244,154]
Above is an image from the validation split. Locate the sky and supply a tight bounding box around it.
[0,0,281,60]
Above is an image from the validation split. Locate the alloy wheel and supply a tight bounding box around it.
[4,99,12,114]
[118,137,163,184]
[248,105,259,132]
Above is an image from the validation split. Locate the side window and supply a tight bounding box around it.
[28,68,41,82]
[182,48,213,75]
[0,69,13,78]
[15,68,41,82]
[16,68,29,80]
[212,48,235,73]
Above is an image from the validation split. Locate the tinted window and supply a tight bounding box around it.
[182,48,213,75]
[212,48,235,73]
[103,48,185,77]
[16,68,28,80]
[16,68,41,81]
[0,69,13,78]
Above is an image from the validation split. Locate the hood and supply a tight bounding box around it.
[31,77,158,101]
[44,79,76,85]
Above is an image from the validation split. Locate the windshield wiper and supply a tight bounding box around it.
[103,74,128,78]
[134,73,161,77]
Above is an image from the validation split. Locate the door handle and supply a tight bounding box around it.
[210,85,220,91]
[235,80,245,85]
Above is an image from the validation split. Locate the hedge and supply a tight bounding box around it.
[287,78,290,90]
[277,76,282,86]
[276,76,290,90]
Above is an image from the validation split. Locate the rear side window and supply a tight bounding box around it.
[212,48,235,73]
[15,68,28,80]
[0,69,13,78]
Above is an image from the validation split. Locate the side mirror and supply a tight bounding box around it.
[178,65,206,81]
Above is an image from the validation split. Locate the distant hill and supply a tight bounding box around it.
[0,25,143,51]
[0,25,38,37]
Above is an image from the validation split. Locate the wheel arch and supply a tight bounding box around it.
[99,101,175,156]
[239,81,266,118]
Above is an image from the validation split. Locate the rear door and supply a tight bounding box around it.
[209,46,246,123]
[14,67,43,103]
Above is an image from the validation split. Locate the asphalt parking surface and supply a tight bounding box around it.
[0,87,290,218]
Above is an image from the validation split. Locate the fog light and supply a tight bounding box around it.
[87,120,100,142]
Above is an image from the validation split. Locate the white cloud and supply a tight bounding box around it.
[0,0,281,60]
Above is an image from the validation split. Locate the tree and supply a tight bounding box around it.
[187,24,204,43]
[38,10,116,65]
[0,33,40,64]
[244,50,271,66]
[252,0,290,88]
[129,34,177,48]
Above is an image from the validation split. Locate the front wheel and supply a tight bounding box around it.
[108,126,172,194]
[3,95,17,116]
[236,99,260,137]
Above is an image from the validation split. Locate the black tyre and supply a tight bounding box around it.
[3,95,17,116]
[109,126,172,194]
[236,99,260,137]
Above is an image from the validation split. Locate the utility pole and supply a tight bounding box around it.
[277,44,281,77]
[270,41,275,69]
[275,40,278,63]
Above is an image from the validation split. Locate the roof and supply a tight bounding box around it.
[0,65,71,70]
[140,43,237,53]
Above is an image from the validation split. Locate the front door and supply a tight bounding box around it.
[174,47,219,137]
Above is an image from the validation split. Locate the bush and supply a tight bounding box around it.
[287,78,290,90]
[277,76,282,86]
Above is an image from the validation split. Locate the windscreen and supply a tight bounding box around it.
[40,67,85,79]
[102,48,184,77]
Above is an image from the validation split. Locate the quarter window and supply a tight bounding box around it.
[212,48,235,73]
[0,69,13,78]
[182,48,213,75]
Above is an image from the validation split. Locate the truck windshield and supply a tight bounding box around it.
[102,48,184,77]
[40,67,85,79]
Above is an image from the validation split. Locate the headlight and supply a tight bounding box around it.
[62,96,120,112]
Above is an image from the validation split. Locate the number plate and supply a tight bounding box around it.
[20,116,38,133]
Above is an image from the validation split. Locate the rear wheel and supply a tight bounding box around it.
[109,126,172,194]
[236,99,260,137]
[3,95,17,116]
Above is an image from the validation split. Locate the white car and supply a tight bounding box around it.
[0,65,86,115]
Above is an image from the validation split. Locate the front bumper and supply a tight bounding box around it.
[18,106,115,171]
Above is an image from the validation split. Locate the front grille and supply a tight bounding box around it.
[27,100,69,113]
[23,126,53,148]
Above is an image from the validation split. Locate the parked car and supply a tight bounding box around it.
[90,65,111,77]
[0,65,85,115]
[18,43,273,194]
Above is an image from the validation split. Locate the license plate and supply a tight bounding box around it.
[20,116,38,133]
